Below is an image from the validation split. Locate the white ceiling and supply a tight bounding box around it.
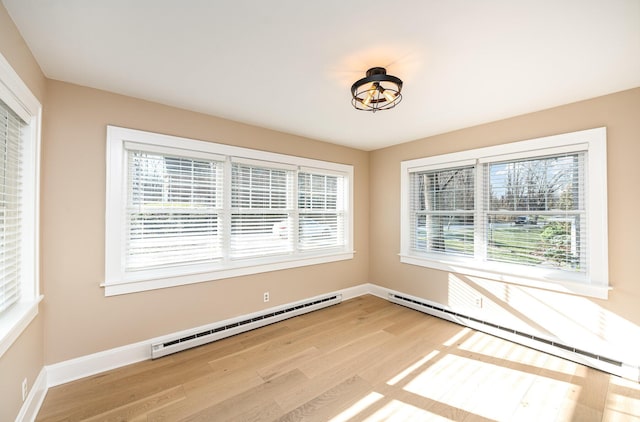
[3,0,640,150]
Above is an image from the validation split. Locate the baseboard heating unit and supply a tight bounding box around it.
[151,294,342,359]
[387,292,640,382]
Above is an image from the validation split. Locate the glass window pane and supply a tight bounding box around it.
[410,166,475,257]
[126,150,223,270]
[0,99,24,313]
[488,153,583,212]
[486,213,585,272]
[412,167,475,212]
[298,214,342,250]
[298,172,344,250]
[232,164,289,209]
[230,213,292,258]
[414,214,474,256]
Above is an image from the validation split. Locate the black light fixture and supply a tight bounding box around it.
[351,67,403,112]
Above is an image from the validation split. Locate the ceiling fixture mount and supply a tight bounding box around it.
[351,67,403,112]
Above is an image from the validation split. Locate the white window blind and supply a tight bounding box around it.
[298,172,345,250]
[484,152,586,272]
[230,162,293,259]
[0,99,23,313]
[401,127,608,297]
[409,165,475,257]
[105,126,354,295]
[0,52,41,358]
[125,148,224,271]
[408,155,587,272]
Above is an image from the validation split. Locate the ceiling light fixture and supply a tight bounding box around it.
[351,67,403,112]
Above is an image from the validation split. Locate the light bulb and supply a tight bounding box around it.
[361,83,378,107]
[380,87,397,103]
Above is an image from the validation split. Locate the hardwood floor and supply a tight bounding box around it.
[36,295,640,421]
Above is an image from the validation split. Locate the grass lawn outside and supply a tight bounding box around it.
[424,219,580,271]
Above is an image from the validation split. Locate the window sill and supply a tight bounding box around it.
[0,295,44,359]
[103,250,355,296]
[399,254,610,299]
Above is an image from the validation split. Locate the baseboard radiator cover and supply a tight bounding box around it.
[151,294,342,359]
[388,292,640,382]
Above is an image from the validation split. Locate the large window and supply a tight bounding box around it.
[401,128,608,298]
[0,54,41,358]
[105,126,353,296]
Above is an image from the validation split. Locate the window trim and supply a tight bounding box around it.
[104,126,354,296]
[0,53,42,358]
[400,127,609,299]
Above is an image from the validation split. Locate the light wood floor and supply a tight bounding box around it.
[37,295,640,421]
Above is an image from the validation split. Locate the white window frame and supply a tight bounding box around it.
[400,127,609,299]
[0,53,42,358]
[104,126,354,296]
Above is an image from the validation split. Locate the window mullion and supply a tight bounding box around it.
[475,162,485,262]
[221,157,232,263]
[291,170,299,253]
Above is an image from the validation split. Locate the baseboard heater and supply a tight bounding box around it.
[388,292,640,381]
[151,294,342,359]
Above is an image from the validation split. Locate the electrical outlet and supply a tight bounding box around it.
[263,291,270,302]
[21,378,28,402]
[474,297,483,308]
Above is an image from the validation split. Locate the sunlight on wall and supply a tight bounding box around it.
[447,273,640,364]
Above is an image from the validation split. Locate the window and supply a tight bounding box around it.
[401,128,608,299]
[0,100,24,315]
[410,165,475,257]
[105,126,353,296]
[125,147,224,271]
[230,160,293,259]
[0,54,41,358]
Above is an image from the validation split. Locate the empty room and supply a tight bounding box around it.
[1,1,639,421]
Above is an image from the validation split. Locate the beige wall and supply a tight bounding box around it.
[41,80,370,363]
[370,87,640,365]
[2,1,640,418]
[0,4,46,422]
[0,4,45,101]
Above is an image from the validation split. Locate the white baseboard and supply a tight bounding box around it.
[337,283,371,300]
[46,284,371,388]
[377,285,640,382]
[365,283,390,300]
[46,339,152,388]
[18,282,638,420]
[15,367,47,422]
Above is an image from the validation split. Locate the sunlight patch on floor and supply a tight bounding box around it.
[329,392,384,422]
[362,399,449,421]
[604,375,640,421]
[442,327,472,347]
[402,353,577,421]
[458,331,550,367]
[387,350,440,386]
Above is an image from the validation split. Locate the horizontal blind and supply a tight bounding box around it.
[484,152,587,272]
[0,99,23,313]
[298,172,344,250]
[125,149,223,271]
[230,162,293,259]
[410,165,475,256]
